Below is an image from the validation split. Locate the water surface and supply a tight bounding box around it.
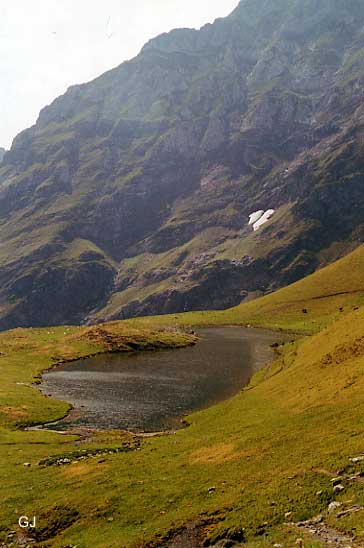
[40,327,288,432]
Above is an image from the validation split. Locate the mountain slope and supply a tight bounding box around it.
[226,245,364,332]
[134,245,364,334]
[2,0,364,328]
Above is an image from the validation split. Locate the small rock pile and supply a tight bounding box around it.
[38,441,141,467]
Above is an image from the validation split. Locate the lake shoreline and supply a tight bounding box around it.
[34,326,292,435]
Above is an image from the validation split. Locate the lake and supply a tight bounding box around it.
[39,327,289,432]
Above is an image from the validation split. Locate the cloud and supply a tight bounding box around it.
[0,0,238,148]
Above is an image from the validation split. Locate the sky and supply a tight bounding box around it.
[0,0,239,149]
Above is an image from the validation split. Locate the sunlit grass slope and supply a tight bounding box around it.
[1,247,364,546]
[2,300,364,546]
[226,244,364,332]
[140,245,364,334]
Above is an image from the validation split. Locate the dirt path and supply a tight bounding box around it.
[294,517,363,548]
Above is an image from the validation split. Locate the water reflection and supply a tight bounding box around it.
[40,327,287,432]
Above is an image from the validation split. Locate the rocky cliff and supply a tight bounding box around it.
[1,0,364,328]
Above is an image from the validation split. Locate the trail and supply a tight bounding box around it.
[293,515,364,548]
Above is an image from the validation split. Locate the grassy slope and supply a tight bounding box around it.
[1,248,364,546]
[138,245,364,335]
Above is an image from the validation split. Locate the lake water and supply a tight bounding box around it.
[40,327,289,432]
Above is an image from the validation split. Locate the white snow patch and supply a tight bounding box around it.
[253,209,275,231]
[248,210,264,226]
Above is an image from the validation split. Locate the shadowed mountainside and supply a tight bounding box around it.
[1,0,364,328]
[134,245,364,335]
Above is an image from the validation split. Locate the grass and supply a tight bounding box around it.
[1,247,364,546]
[0,321,196,430]
[134,245,364,335]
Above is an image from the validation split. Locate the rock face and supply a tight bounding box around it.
[0,148,6,163]
[1,0,364,328]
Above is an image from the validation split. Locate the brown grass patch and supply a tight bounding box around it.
[190,443,262,465]
[0,406,29,418]
[61,461,109,478]
[319,336,364,368]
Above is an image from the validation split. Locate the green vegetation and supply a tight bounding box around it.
[2,0,364,541]
[136,245,364,335]
[0,321,196,429]
[1,247,364,546]
[3,0,364,330]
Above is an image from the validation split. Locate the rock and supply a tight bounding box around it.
[273,544,283,547]
[333,484,345,494]
[285,512,292,519]
[337,511,348,518]
[212,541,232,548]
[316,490,323,496]
[328,501,342,513]
[330,477,343,486]
[208,486,216,493]
[336,504,364,518]
[22,462,31,467]
[350,456,364,463]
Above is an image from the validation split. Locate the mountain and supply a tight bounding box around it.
[144,244,364,334]
[1,0,364,329]
[216,244,364,334]
[0,148,6,163]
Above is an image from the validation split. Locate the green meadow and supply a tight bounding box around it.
[1,247,364,547]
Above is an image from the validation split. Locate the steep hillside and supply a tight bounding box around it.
[0,148,6,163]
[226,244,364,332]
[136,245,364,334]
[2,0,364,328]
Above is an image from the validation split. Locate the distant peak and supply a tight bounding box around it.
[141,27,198,54]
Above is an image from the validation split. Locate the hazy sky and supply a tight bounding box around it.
[0,0,239,149]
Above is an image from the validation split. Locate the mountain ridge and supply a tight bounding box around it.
[1,0,364,329]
